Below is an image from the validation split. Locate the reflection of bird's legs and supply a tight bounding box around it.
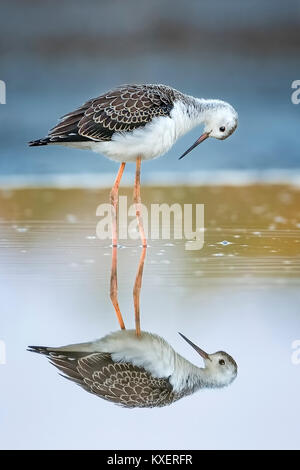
[110,162,126,330]
[133,156,147,336]
[133,246,146,337]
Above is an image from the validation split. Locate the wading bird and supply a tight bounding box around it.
[28,330,237,408]
[29,84,238,336]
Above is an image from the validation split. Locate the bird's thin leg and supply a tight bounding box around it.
[134,156,147,247]
[110,162,126,330]
[133,156,147,336]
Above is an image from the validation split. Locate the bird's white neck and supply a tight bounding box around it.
[170,354,222,394]
[171,95,229,139]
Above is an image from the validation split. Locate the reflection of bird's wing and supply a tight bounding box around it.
[29,347,177,408]
[48,84,175,143]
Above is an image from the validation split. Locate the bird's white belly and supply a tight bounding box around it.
[90,115,177,162]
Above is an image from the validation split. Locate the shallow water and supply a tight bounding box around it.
[1,184,300,449]
[1,185,300,282]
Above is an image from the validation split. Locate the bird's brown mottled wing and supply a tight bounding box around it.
[78,354,176,408]
[48,84,174,143]
[30,347,177,408]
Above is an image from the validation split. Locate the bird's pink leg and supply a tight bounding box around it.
[110,162,126,330]
[133,156,147,336]
[134,157,147,248]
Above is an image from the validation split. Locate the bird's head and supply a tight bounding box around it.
[204,105,238,140]
[179,332,238,387]
[179,102,238,159]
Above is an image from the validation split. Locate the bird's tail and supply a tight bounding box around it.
[27,345,89,359]
[27,345,93,389]
[28,138,51,147]
[27,345,51,355]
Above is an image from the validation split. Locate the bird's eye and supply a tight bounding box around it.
[219,126,226,132]
[219,359,225,365]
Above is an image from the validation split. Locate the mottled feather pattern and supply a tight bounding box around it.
[45,84,176,144]
[28,347,182,408]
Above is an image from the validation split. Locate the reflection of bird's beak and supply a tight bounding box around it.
[179,132,210,160]
[178,332,211,361]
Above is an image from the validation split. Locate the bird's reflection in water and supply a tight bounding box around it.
[28,330,237,408]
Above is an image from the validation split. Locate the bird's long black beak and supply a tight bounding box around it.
[179,132,210,160]
[178,332,211,361]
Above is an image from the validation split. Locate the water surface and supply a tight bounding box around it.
[1,184,300,449]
